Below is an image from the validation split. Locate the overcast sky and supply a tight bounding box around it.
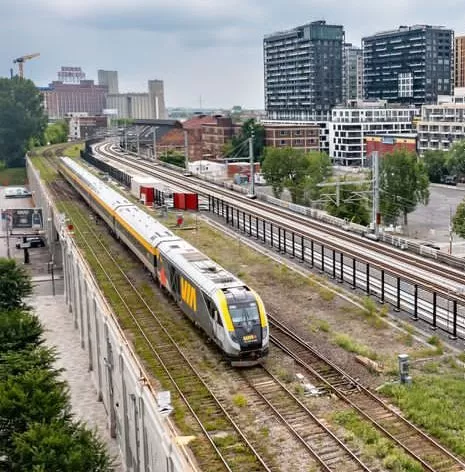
[3,0,465,109]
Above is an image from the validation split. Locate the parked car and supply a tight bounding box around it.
[15,235,45,249]
[4,187,32,198]
[444,175,457,186]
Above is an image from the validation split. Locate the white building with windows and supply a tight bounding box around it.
[418,90,465,154]
[330,100,419,165]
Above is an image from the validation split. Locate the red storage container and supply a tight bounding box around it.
[140,186,155,206]
[185,193,199,211]
[173,193,185,210]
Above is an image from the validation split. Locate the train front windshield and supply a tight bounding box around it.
[228,302,260,327]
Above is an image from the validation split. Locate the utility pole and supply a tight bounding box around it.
[372,151,380,236]
[184,129,189,170]
[449,206,453,254]
[124,126,128,152]
[152,126,157,161]
[249,133,255,197]
[136,126,140,156]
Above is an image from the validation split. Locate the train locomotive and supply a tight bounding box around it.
[59,157,269,366]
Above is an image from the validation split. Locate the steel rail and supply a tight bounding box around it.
[97,141,465,285]
[241,367,372,472]
[268,314,465,472]
[46,157,272,472]
[93,143,465,305]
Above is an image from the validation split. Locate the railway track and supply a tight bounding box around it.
[42,157,272,472]
[241,366,373,472]
[37,153,465,471]
[94,142,465,292]
[268,314,465,472]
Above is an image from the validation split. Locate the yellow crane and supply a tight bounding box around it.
[13,53,40,79]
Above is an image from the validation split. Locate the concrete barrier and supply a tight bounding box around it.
[27,157,196,472]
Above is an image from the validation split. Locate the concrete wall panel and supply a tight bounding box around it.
[27,158,196,472]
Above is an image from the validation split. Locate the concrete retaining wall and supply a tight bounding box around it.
[27,158,196,472]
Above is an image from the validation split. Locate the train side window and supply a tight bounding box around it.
[215,310,223,327]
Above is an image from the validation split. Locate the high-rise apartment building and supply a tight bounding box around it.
[264,20,344,121]
[342,44,363,103]
[363,25,454,105]
[98,70,119,94]
[455,36,465,88]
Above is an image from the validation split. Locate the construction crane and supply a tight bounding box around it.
[13,53,40,79]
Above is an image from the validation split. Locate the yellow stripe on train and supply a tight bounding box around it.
[181,277,197,312]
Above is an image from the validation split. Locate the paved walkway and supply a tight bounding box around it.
[31,295,123,470]
[0,198,123,470]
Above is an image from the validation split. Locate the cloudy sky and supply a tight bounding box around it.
[3,0,465,109]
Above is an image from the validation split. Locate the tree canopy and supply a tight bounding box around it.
[0,258,113,471]
[230,119,265,161]
[0,77,47,167]
[261,147,332,204]
[379,149,430,226]
[44,120,69,145]
[325,179,371,226]
[422,149,449,183]
[0,258,32,310]
[452,201,465,239]
[447,139,465,176]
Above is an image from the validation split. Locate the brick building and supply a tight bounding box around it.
[202,117,238,159]
[264,123,320,152]
[40,80,108,119]
[365,135,417,158]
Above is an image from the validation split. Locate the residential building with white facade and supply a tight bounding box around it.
[330,100,419,165]
[418,89,465,154]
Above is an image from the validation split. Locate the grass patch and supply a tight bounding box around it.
[332,410,423,471]
[319,287,335,302]
[361,296,377,317]
[63,143,84,158]
[333,333,378,360]
[316,319,331,333]
[0,167,27,186]
[232,394,248,408]
[381,375,465,458]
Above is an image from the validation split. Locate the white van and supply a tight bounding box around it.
[4,187,32,198]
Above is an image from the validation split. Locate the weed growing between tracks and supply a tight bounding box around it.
[331,410,423,472]
[381,374,465,459]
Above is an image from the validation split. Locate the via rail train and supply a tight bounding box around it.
[59,157,269,366]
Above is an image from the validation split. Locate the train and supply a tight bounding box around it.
[59,157,269,366]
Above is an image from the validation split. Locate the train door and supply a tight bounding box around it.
[206,297,224,344]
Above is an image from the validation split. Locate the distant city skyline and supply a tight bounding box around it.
[3,0,465,108]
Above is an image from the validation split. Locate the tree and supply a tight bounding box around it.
[0,346,57,378]
[44,120,69,145]
[231,119,265,161]
[0,258,33,310]
[452,201,465,238]
[0,77,47,167]
[379,149,430,226]
[0,309,44,352]
[0,368,70,454]
[11,420,113,472]
[446,139,465,176]
[325,179,371,225]
[159,149,185,168]
[423,150,449,183]
[261,147,309,201]
[303,151,333,202]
